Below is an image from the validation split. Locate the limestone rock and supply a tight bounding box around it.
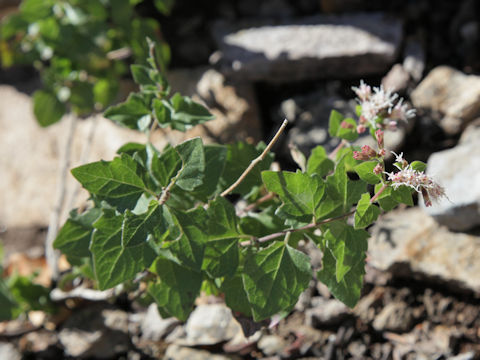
[372,302,413,332]
[0,342,21,360]
[305,297,351,327]
[177,304,243,346]
[369,207,480,294]
[164,344,241,360]
[422,140,480,231]
[58,305,130,358]
[211,13,402,82]
[140,304,181,341]
[382,64,410,93]
[167,67,262,143]
[257,335,287,356]
[411,66,480,134]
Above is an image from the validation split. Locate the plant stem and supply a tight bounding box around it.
[371,183,388,203]
[221,119,288,197]
[45,114,77,281]
[239,210,355,246]
[329,139,347,160]
[240,192,275,215]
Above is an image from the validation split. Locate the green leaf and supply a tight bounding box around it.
[70,81,94,115]
[391,185,414,206]
[93,78,119,109]
[202,197,240,278]
[160,207,207,271]
[306,146,334,178]
[8,275,54,315]
[221,273,252,316]
[154,0,175,15]
[0,278,17,321]
[240,206,286,238]
[153,98,172,126]
[373,184,397,211]
[242,243,312,321]
[72,154,153,211]
[104,93,151,130]
[328,110,344,138]
[149,256,202,321]
[191,145,228,199]
[317,246,365,308]
[314,182,343,220]
[148,144,181,188]
[353,161,382,185]
[220,142,274,198]
[164,93,214,131]
[53,208,102,258]
[410,161,427,172]
[262,170,325,218]
[354,193,380,229]
[323,222,369,282]
[90,204,161,290]
[337,118,359,141]
[131,64,155,87]
[175,137,205,191]
[33,90,66,127]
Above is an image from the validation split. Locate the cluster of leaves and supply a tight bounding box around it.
[0,0,174,126]
[50,71,421,323]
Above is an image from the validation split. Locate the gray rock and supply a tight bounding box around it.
[178,304,242,346]
[140,304,181,341]
[422,141,480,231]
[411,66,480,134]
[58,305,130,358]
[211,13,402,82]
[0,342,21,360]
[372,302,413,332]
[305,297,351,327]
[369,208,480,294]
[164,344,241,360]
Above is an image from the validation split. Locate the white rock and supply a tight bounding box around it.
[180,304,243,346]
[369,208,480,293]
[422,141,480,231]
[140,304,181,341]
[411,66,480,134]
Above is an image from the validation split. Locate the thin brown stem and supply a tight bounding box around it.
[240,192,276,215]
[221,119,288,197]
[239,209,355,246]
[329,139,348,160]
[370,183,388,203]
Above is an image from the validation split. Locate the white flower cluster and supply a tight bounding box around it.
[385,152,446,207]
[352,81,416,130]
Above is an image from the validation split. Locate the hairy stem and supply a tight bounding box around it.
[221,119,288,197]
[329,139,348,160]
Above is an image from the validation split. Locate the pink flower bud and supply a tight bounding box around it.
[357,124,367,134]
[378,148,386,157]
[353,151,370,161]
[375,129,384,149]
[361,145,377,158]
[340,121,354,129]
[359,115,367,124]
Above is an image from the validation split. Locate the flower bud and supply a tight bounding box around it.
[375,129,384,149]
[378,148,386,157]
[340,121,354,129]
[357,124,367,134]
[361,145,377,158]
[353,151,370,161]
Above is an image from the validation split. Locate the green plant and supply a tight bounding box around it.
[50,53,447,324]
[1,0,173,126]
